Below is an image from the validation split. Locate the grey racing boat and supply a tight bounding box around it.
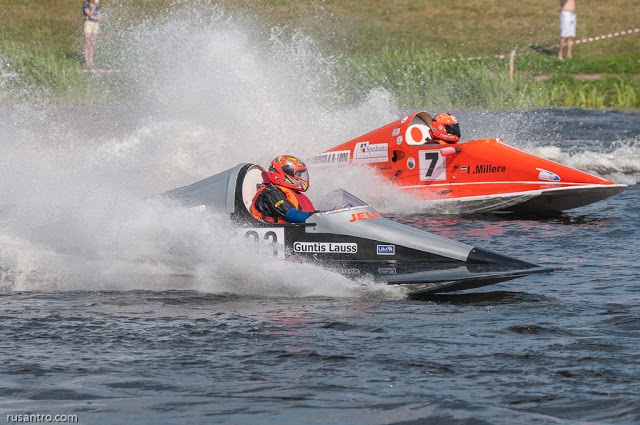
[154,163,554,297]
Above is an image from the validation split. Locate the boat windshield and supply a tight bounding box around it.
[313,189,369,212]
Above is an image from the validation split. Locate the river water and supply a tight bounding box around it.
[1,6,640,425]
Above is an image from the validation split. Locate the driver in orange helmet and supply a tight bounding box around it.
[251,155,316,224]
[429,112,461,144]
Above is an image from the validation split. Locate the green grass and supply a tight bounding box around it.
[230,0,640,58]
[1,0,639,107]
[0,43,134,105]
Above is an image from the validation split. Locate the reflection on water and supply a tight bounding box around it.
[408,290,551,304]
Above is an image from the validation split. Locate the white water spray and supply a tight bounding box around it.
[0,5,404,297]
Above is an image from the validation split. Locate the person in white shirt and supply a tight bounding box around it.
[558,0,576,60]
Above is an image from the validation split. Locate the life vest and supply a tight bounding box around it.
[250,184,314,224]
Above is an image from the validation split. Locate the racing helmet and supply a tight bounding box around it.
[268,155,310,192]
[429,113,461,143]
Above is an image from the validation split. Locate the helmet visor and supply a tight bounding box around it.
[445,123,461,138]
[294,168,309,184]
[282,165,309,182]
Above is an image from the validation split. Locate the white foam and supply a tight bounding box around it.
[529,141,640,184]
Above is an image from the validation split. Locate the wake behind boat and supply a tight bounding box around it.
[309,111,626,215]
[153,163,554,297]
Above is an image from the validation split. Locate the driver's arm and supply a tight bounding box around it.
[284,208,312,223]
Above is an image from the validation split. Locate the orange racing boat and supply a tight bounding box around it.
[310,111,626,215]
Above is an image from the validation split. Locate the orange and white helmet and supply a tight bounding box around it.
[429,113,461,143]
[268,155,310,192]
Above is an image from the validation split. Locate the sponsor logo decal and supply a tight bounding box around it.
[349,210,382,222]
[401,116,409,124]
[354,142,388,163]
[396,136,403,145]
[407,157,415,170]
[537,168,561,181]
[377,245,395,255]
[406,122,432,145]
[378,267,397,275]
[308,150,350,165]
[293,242,358,253]
[392,128,400,136]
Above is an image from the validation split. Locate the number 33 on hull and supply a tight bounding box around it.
[309,112,626,216]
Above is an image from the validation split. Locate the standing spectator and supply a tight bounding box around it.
[558,0,576,60]
[83,0,102,69]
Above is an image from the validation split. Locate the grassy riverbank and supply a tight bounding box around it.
[1,0,639,108]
